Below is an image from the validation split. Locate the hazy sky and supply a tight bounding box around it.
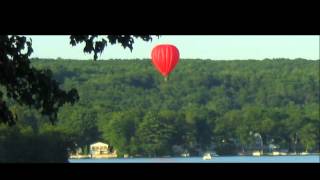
[28,35,319,60]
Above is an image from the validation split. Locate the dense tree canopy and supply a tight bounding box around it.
[2,58,317,161]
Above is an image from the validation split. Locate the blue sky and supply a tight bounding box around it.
[28,35,319,60]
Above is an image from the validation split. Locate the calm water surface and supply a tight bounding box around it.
[69,155,319,163]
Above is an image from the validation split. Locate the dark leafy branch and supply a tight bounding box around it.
[0,35,156,125]
[69,35,157,60]
[0,35,79,125]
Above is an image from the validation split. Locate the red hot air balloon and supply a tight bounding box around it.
[151,44,180,81]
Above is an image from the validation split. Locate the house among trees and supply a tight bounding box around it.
[90,142,117,158]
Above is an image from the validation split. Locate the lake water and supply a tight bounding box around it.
[69,155,319,163]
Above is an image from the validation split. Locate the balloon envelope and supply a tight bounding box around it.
[151,44,180,78]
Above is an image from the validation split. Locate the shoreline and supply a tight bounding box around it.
[69,153,320,160]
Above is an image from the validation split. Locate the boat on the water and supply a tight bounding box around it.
[280,152,287,156]
[181,153,190,157]
[202,153,212,160]
[252,151,262,156]
[272,151,280,156]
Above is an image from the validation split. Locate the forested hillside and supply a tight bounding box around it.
[1,58,319,161]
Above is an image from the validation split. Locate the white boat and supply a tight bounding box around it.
[301,152,309,155]
[252,151,261,156]
[280,152,287,156]
[272,151,280,156]
[202,153,212,160]
[181,153,190,157]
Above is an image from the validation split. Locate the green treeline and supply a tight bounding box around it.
[0,58,319,161]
